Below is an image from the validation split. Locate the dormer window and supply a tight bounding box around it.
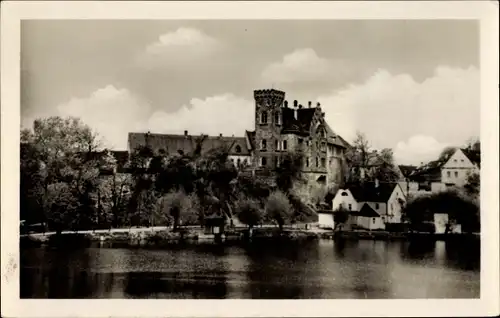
[260,111,268,124]
[341,192,348,197]
[274,111,281,125]
[235,145,241,153]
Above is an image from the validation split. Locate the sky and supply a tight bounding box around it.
[21,20,480,165]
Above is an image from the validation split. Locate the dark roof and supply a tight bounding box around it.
[344,182,399,203]
[351,203,380,217]
[281,106,347,148]
[128,132,251,156]
[398,165,417,178]
[461,148,480,167]
[408,147,473,181]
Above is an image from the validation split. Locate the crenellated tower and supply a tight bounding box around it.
[253,89,285,169]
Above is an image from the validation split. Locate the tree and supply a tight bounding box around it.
[275,152,305,193]
[235,196,264,229]
[333,206,350,231]
[159,190,200,231]
[464,172,480,197]
[265,190,293,231]
[21,116,102,232]
[374,148,400,182]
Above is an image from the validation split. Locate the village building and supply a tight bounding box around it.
[126,88,350,196]
[407,147,480,194]
[320,181,406,230]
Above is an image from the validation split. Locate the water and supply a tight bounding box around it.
[20,239,479,299]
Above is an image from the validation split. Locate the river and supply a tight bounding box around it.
[20,239,479,299]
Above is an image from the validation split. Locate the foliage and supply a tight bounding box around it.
[275,152,305,193]
[403,189,480,233]
[157,190,201,230]
[333,206,350,230]
[234,196,264,228]
[464,172,480,197]
[265,190,293,230]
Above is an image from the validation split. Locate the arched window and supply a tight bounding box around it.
[341,192,348,196]
[274,111,280,125]
[261,157,267,166]
[235,145,241,153]
[261,111,268,124]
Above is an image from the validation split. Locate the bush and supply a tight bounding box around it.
[235,196,264,228]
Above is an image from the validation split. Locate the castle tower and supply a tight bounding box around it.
[253,89,285,169]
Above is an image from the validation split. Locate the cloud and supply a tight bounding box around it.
[55,85,254,150]
[137,27,222,68]
[394,135,449,165]
[316,65,479,164]
[146,94,254,136]
[261,48,333,84]
[57,85,151,149]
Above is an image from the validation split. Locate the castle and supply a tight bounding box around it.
[128,89,350,194]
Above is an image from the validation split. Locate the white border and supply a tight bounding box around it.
[1,1,499,317]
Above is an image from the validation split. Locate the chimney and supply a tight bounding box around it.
[298,104,303,109]
[317,102,321,108]
[293,100,298,108]
[284,100,288,108]
[294,109,298,120]
[321,112,325,117]
[308,101,312,108]
[219,133,223,137]
[184,130,188,136]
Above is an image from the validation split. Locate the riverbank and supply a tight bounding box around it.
[20,226,479,249]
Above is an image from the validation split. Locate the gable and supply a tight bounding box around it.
[442,149,475,169]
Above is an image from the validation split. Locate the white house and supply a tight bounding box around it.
[328,181,407,230]
[351,203,385,230]
[409,148,480,193]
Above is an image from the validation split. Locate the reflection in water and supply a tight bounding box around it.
[20,239,480,299]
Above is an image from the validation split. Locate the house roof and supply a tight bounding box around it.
[398,165,417,178]
[343,182,399,203]
[128,132,251,156]
[351,203,380,217]
[245,130,256,151]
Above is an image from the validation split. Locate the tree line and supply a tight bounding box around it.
[20,116,316,234]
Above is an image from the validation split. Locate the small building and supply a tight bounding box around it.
[317,210,335,229]
[350,203,384,230]
[204,214,225,235]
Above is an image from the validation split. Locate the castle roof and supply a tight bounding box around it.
[127,132,251,156]
[343,182,399,203]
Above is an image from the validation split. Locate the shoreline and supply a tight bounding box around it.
[20,227,480,249]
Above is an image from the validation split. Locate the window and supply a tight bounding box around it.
[447,171,451,177]
[372,218,376,224]
[375,203,379,209]
[390,203,393,211]
[341,192,348,197]
[260,157,267,166]
[260,111,268,124]
[274,111,280,125]
[460,159,464,162]
[321,158,326,168]
[454,171,458,178]
[230,159,234,163]
[235,145,241,153]
[298,138,303,145]
[348,204,352,210]
[320,129,325,138]
[306,158,310,167]
[454,159,457,162]
[316,157,319,167]
[275,157,279,167]
[283,140,288,150]
[261,139,267,150]
[237,158,241,166]
[275,140,279,151]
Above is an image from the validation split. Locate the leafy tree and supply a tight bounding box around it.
[159,190,200,231]
[464,172,480,197]
[333,206,350,231]
[235,196,264,229]
[275,152,305,193]
[21,116,102,232]
[265,190,293,231]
